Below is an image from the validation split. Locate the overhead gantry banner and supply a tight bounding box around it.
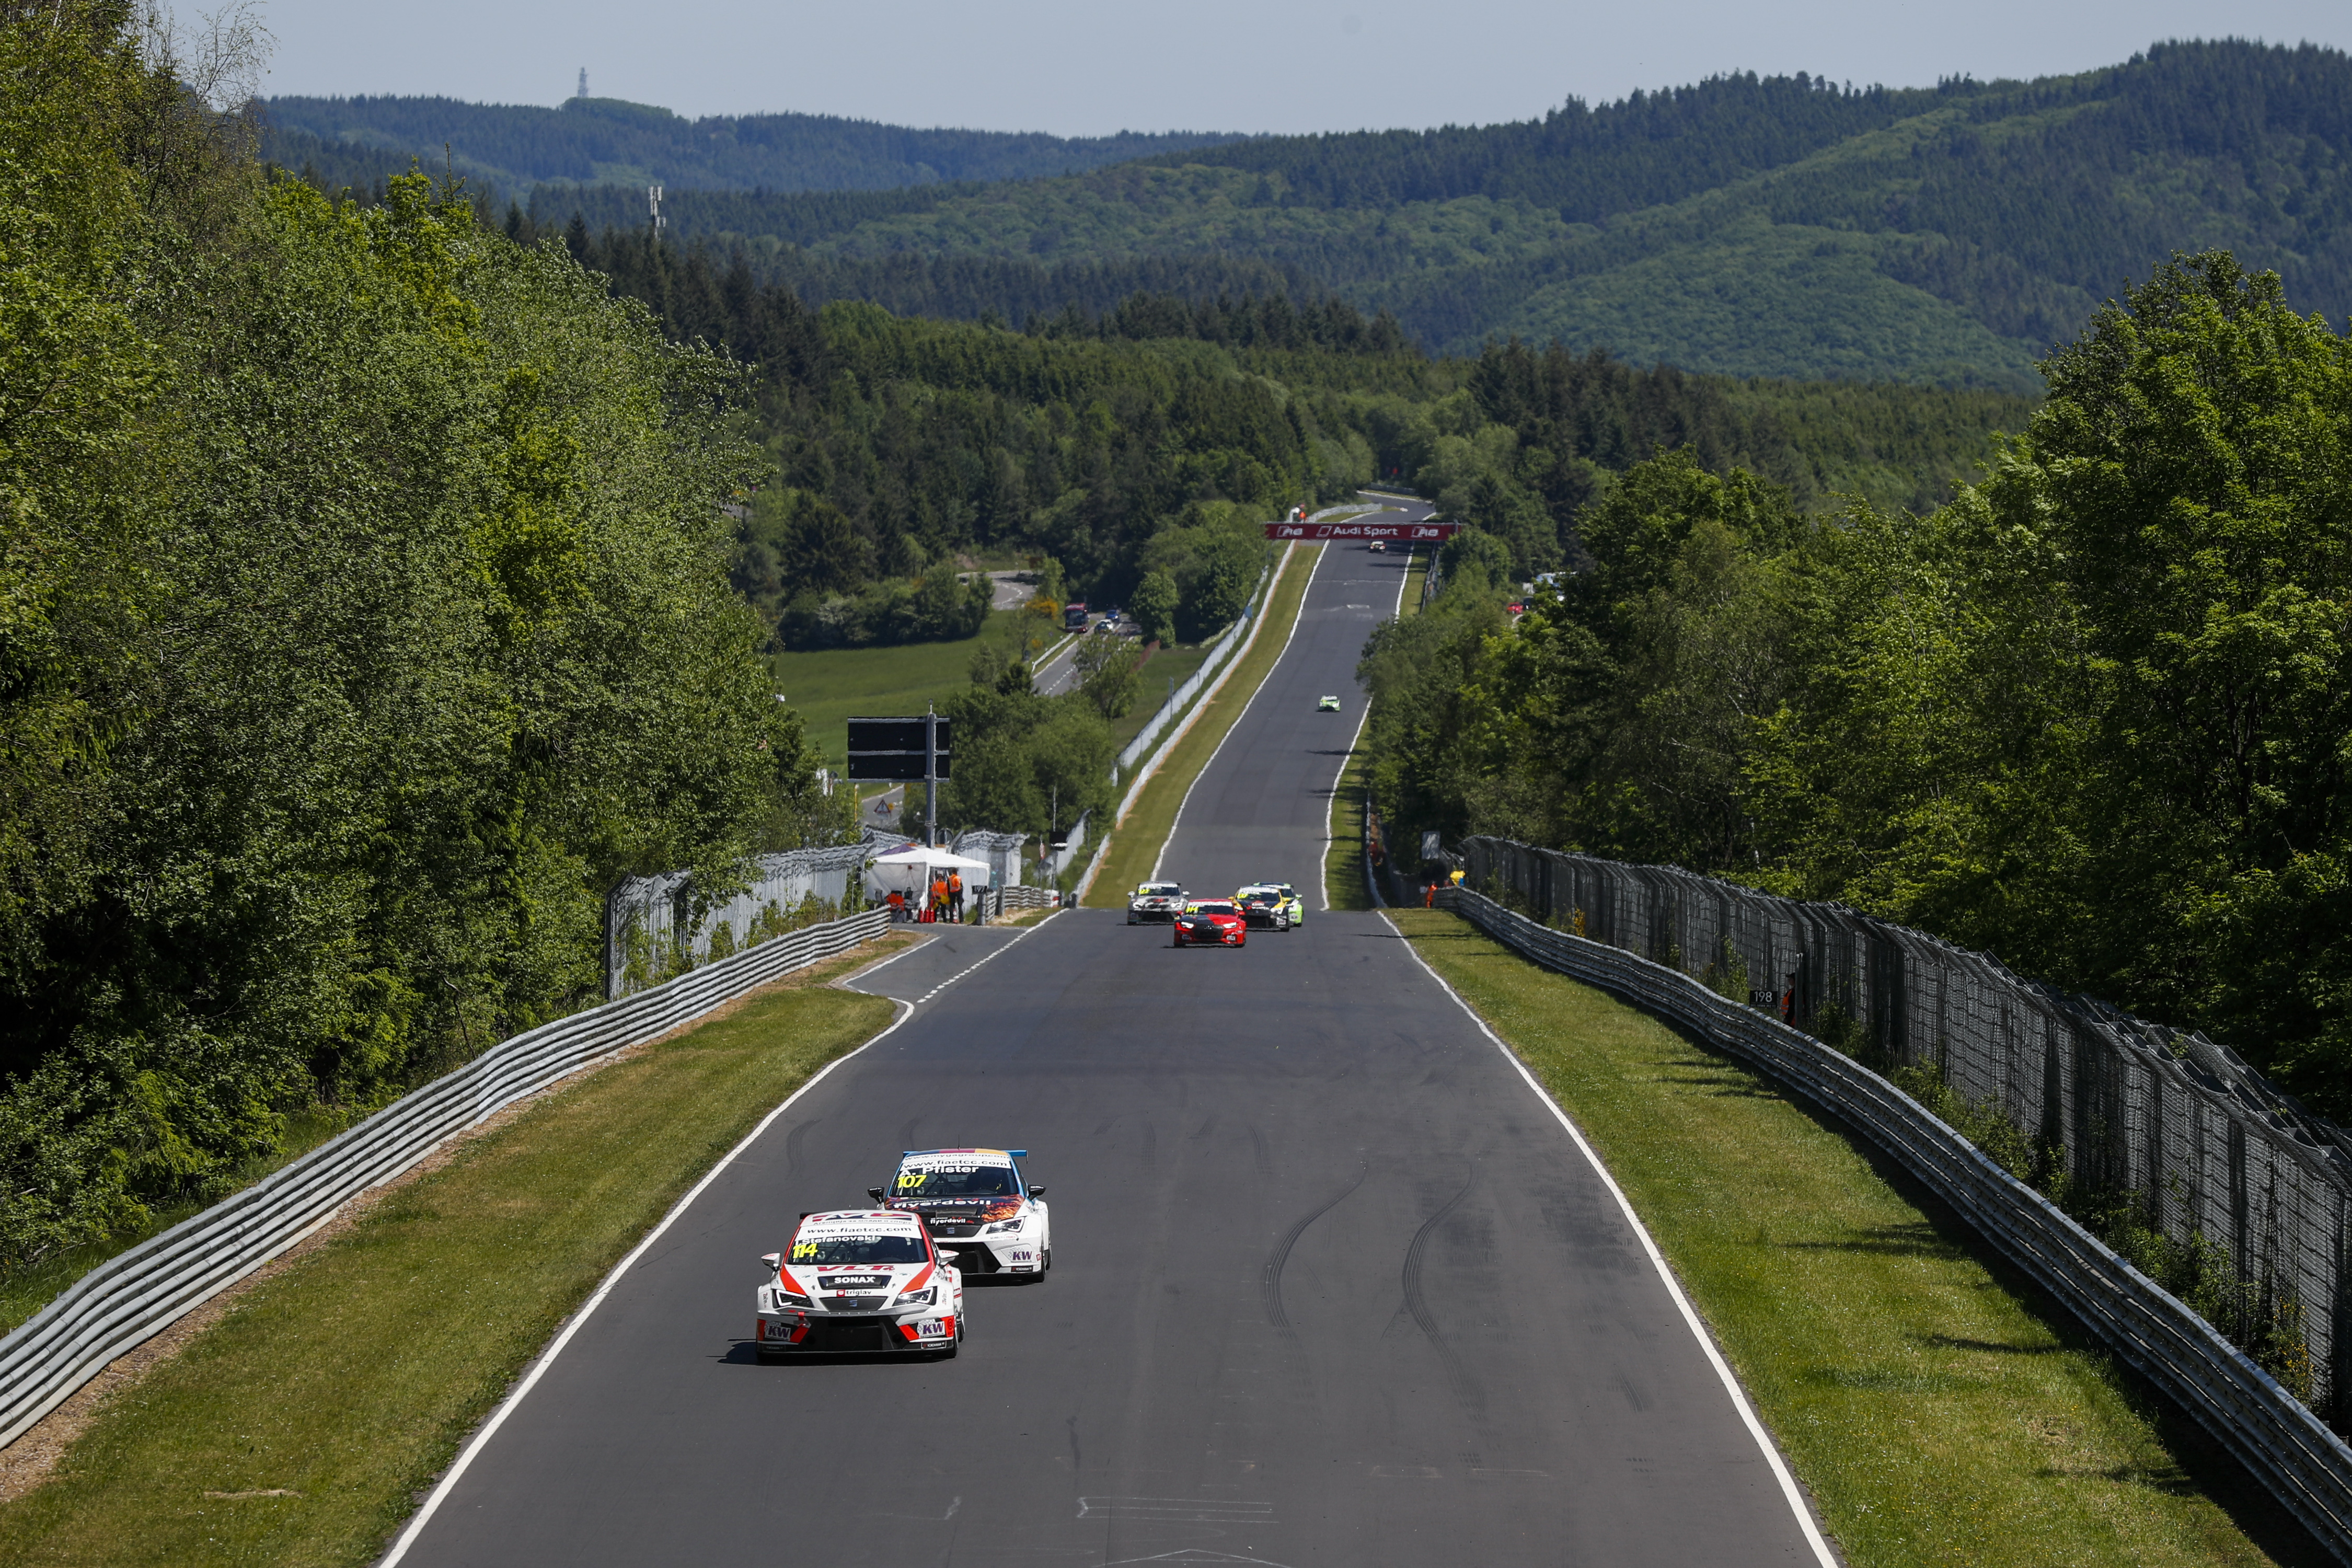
[1263,520,1459,541]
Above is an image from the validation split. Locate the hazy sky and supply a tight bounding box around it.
[249,0,2352,136]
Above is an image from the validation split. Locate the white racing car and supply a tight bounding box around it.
[871,1147,1051,1280]
[754,1208,963,1360]
[1126,881,1186,924]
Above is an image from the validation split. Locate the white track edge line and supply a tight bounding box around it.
[917,912,1068,1001]
[832,931,935,987]
[905,907,1064,1004]
[377,994,919,1567]
[1321,524,1413,912]
[1381,910,1840,1568]
[1149,544,1324,883]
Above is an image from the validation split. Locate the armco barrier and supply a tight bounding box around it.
[0,906,891,1450]
[1443,886,2352,1560]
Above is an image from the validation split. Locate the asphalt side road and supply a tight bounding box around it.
[390,510,1825,1567]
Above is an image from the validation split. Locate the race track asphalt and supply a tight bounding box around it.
[390,501,1825,1567]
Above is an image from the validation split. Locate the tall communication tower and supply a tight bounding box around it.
[648,184,665,239]
[576,67,587,99]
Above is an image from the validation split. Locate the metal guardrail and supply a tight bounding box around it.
[0,906,891,1450]
[1460,836,2352,1419]
[1444,885,2352,1561]
[1114,554,1279,777]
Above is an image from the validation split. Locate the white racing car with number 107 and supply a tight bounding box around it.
[871,1147,1051,1279]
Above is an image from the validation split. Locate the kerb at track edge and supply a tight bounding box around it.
[375,994,920,1568]
[1148,544,1328,884]
[1380,910,1841,1568]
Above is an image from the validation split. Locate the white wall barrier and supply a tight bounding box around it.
[0,906,891,1451]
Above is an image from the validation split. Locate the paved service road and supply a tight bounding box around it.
[392,498,1826,1568]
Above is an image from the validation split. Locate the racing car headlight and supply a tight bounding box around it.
[770,1286,809,1309]
[984,1217,1027,1235]
[892,1287,937,1309]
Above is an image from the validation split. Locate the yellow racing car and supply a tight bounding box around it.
[1233,883,1305,931]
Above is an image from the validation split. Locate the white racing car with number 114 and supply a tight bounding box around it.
[755,1208,963,1359]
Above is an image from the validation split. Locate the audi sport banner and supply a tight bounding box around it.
[1263,520,1459,541]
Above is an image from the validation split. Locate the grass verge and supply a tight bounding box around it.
[0,942,905,1567]
[1323,736,1372,913]
[1400,543,1432,615]
[1083,545,1319,905]
[1385,906,2323,1568]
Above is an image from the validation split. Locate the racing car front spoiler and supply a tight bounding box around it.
[757,1312,955,1353]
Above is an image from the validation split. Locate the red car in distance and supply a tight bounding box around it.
[1172,900,1248,948]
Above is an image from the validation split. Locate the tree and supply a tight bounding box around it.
[1983,251,2352,1104]
[1130,569,1179,645]
[1075,632,1142,719]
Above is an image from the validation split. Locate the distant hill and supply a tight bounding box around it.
[294,41,2352,390]
[262,94,1246,194]
[770,40,2350,387]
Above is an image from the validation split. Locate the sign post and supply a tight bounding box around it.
[847,714,954,845]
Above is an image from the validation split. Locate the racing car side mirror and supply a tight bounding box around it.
[759,1252,780,1272]
[1027,1185,1047,1198]
[867,1186,885,1204]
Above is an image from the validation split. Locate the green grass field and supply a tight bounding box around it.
[1385,907,2323,1568]
[0,943,903,1566]
[771,614,1051,770]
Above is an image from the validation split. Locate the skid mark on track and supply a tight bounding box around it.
[1251,1125,1274,1180]
[898,1115,923,1150]
[782,1117,820,1173]
[1402,1161,1485,1417]
[1262,1160,1367,1335]
[1191,1113,1219,1141]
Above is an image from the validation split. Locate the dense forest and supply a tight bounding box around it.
[546,218,2033,652]
[263,93,1243,196]
[1361,251,2352,1123]
[403,40,2349,387]
[0,5,843,1270]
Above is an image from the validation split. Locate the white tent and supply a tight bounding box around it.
[863,845,995,901]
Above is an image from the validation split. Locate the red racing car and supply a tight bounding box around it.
[1173,900,1248,948]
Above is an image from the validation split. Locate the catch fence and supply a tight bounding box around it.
[1438,877,2352,1560]
[951,829,1031,891]
[606,839,877,996]
[1460,836,2352,1429]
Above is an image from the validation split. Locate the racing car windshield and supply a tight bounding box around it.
[1189,903,1238,916]
[1140,884,1181,897]
[894,1164,1018,1197]
[789,1232,928,1265]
